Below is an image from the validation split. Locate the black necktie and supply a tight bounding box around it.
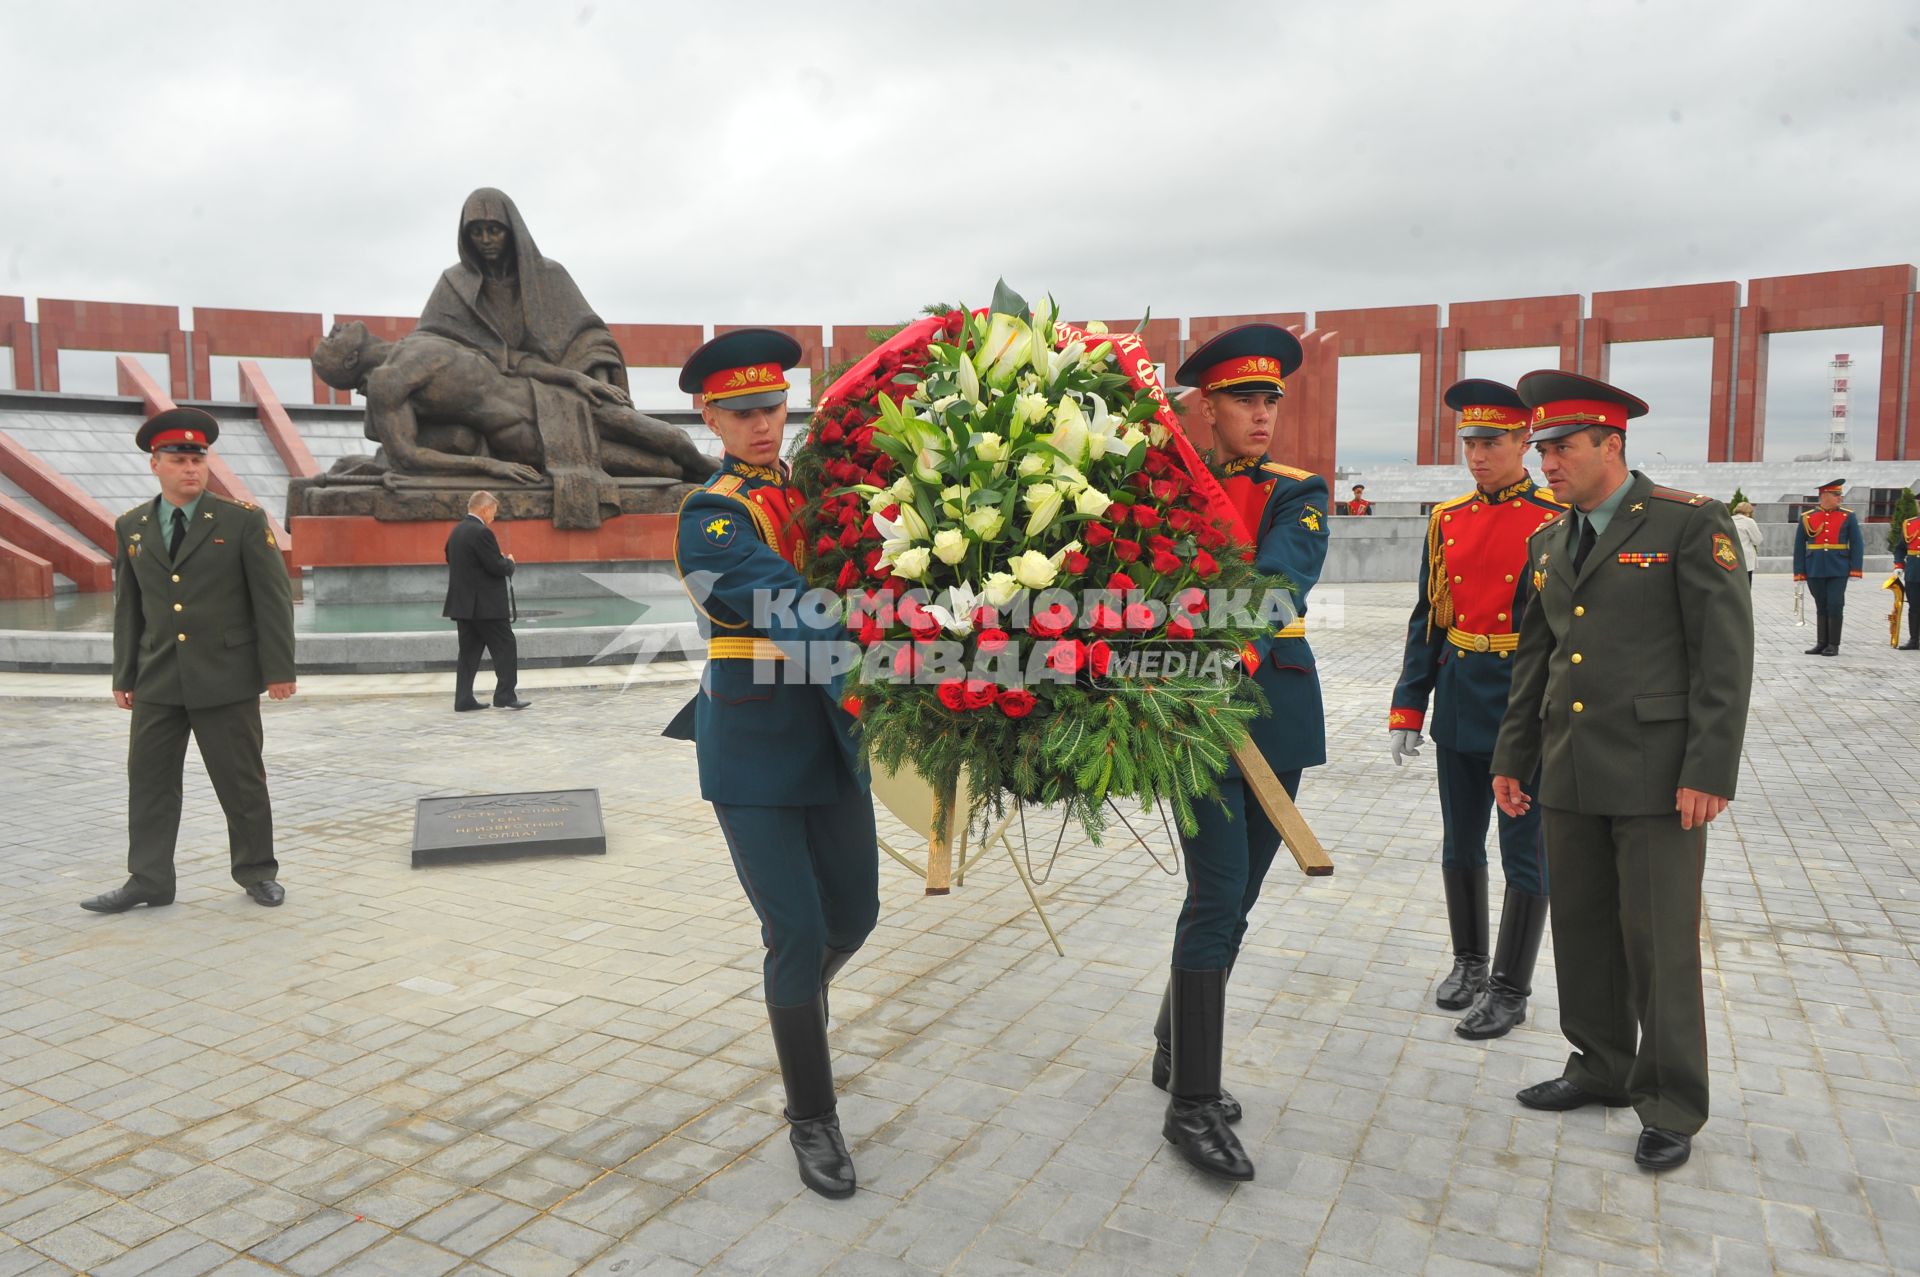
[169,508,186,557]
[1571,515,1597,574]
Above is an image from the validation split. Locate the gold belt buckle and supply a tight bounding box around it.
[1472,633,1490,653]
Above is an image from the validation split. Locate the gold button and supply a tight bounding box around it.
[177,633,186,642]
[1571,652,1582,663]
[1446,538,1455,546]
[1504,573,1514,582]
[173,602,183,612]
[171,574,180,583]
[1499,651,1509,660]
[1497,612,1508,621]
[1574,606,1585,617]
[1572,701,1584,712]
[1454,575,1463,584]
[1444,514,1452,523]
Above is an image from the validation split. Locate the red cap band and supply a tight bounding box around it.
[1529,398,1629,431]
[1200,355,1287,394]
[702,362,789,401]
[149,427,207,449]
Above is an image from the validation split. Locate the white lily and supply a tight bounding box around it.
[912,448,942,485]
[973,312,1033,390]
[956,353,981,404]
[1116,426,1147,453]
[1084,341,1114,368]
[1025,485,1065,537]
[942,580,985,632]
[1048,539,1083,570]
[940,484,968,518]
[1051,462,1087,491]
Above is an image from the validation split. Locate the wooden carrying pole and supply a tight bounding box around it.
[1231,739,1334,876]
[925,783,955,894]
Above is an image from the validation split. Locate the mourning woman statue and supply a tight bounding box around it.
[416,188,634,526]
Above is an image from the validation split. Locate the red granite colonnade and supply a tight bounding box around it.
[5,265,1916,474]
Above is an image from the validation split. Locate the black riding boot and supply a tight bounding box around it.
[1152,969,1242,1122]
[1436,867,1490,1010]
[1822,615,1842,656]
[820,946,857,1028]
[1903,604,1920,649]
[1162,967,1254,1181]
[1805,613,1827,655]
[768,997,856,1199]
[1456,889,1549,1040]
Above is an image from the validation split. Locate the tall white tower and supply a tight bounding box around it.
[1826,352,1854,463]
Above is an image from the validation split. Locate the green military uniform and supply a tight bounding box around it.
[110,414,296,903]
[1493,383,1753,1161]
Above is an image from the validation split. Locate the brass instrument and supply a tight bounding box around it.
[1793,581,1805,626]
[1885,574,1906,647]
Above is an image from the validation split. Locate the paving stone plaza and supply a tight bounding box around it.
[1,575,1916,1276]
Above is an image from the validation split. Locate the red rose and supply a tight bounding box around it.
[856,616,885,646]
[907,611,941,643]
[1198,524,1229,550]
[1084,523,1116,548]
[1146,534,1176,555]
[961,679,997,711]
[1167,616,1195,641]
[1063,551,1090,574]
[1192,550,1220,577]
[1167,510,1196,533]
[1175,587,1208,615]
[872,454,894,476]
[1088,604,1124,635]
[837,501,860,525]
[937,679,967,711]
[838,524,861,549]
[971,605,999,630]
[1107,503,1130,525]
[976,628,1010,655]
[1105,572,1137,594]
[1131,506,1161,531]
[1046,639,1087,675]
[1029,603,1074,639]
[1123,603,1158,633]
[882,503,900,521]
[1151,479,1184,504]
[1113,538,1142,563]
[863,548,885,572]
[893,644,921,676]
[1151,549,1182,575]
[1142,449,1171,476]
[818,421,846,445]
[841,693,863,718]
[1088,640,1113,676]
[816,535,838,558]
[996,687,1037,719]
[881,575,909,598]
[836,561,861,591]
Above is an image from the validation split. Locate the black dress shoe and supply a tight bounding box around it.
[80,885,172,913]
[454,702,489,712]
[1634,1126,1691,1170]
[245,881,285,907]
[1151,1043,1243,1123]
[495,698,532,710]
[1516,1077,1630,1111]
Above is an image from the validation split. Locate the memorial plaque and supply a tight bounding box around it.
[412,789,606,867]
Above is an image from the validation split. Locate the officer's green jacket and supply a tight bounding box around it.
[112,493,297,707]
[1491,471,1753,815]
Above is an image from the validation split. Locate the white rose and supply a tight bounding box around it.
[1009,550,1058,590]
[1074,487,1114,519]
[974,432,1008,463]
[1051,462,1087,491]
[1148,421,1171,447]
[963,507,1005,541]
[1013,392,1050,428]
[982,572,1022,608]
[1017,452,1051,478]
[1085,320,1109,334]
[932,527,968,566]
[890,476,916,502]
[892,546,932,580]
[867,489,896,516]
[941,484,968,517]
[1022,481,1058,511]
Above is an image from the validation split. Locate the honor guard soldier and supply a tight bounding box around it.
[1347,484,1372,516]
[87,408,297,913]
[663,329,880,1200]
[1390,380,1561,1039]
[1492,371,1753,1172]
[1149,323,1329,1181]
[1793,478,1864,655]
[1897,487,1920,649]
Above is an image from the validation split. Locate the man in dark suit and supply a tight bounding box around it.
[1492,371,1754,1173]
[444,491,530,711]
[87,407,296,913]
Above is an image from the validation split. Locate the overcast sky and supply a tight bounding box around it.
[3,0,1915,463]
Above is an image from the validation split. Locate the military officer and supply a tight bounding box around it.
[663,329,879,1200]
[1793,478,1864,656]
[1145,323,1328,1181]
[1491,370,1753,1172]
[1347,484,1373,516]
[1390,380,1561,1039]
[1896,487,1920,650]
[86,407,297,913]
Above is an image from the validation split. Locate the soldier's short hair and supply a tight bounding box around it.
[467,491,498,513]
[1580,425,1626,456]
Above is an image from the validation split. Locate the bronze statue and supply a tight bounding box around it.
[312,321,713,484]
[307,188,715,528]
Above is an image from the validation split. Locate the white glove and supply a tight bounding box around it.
[1898,566,1907,585]
[1389,729,1424,766]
